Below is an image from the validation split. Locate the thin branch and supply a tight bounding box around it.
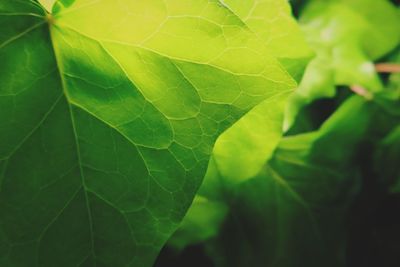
[375,63,400,73]
[350,85,373,100]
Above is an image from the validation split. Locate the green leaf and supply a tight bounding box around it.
[374,49,400,116]
[387,49,400,92]
[167,195,228,251]
[220,0,313,81]
[371,49,400,152]
[284,0,400,129]
[204,0,311,191]
[168,0,311,249]
[374,126,400,194]
[206,96,373,267]
[38,0,56,11]
[210,93,289,188]
[0,0,296,266]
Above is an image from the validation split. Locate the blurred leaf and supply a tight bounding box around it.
[167,195,228,251]
[210,94,289,189]
[38,0,56,11]
[374,126,400,193]
[206,96,374,267]
[388,51,400,90]
[285,0,400,129]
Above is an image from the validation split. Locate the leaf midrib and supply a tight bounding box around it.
[48,20,97,266]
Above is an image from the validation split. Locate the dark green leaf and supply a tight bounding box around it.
[206,96,373,267]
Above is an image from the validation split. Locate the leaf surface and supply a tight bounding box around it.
[0,0,296,266]
[220,0,313,81]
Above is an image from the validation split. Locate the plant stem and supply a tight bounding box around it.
[375,63,400,73]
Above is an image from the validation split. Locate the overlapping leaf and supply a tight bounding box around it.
[168,0,312,249]
[209,0,312,188]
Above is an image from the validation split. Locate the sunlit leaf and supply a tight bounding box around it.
[168,0,311,249]
[0,0,296,266]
